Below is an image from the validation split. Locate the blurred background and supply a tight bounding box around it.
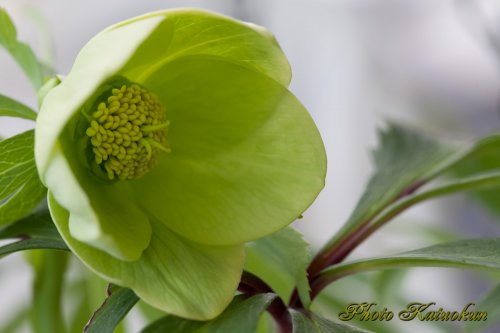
[1,0,500,332]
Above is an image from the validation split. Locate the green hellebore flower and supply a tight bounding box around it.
[35,9,326,320]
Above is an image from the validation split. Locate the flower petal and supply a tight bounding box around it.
[48,192,245,321]
[35,15,165,177]
[44,145,151,261]
[115,8,291,86]
[132,57,326,246]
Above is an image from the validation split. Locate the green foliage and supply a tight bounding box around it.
[141,294,277,333]
[0,94,37,120]
[0,209,68,256]
[324,124,455,251]
[319,238,500,284]
[290,310,373,333]
[84,285,139,333]
[246,227,311,306]
[0,130,46,226]
[0,8,44,90]
[0,209,61,240]
[3,6,500,333]
[0,238,67,257]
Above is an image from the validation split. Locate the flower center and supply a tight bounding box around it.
[85,84,170,180]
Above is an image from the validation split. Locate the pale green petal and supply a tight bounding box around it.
[44,146,151,261]
[114,8,291,86]
[35,15,164,177]
[34,16,163,259]
[132,58,326,245]
[48,192,245,321]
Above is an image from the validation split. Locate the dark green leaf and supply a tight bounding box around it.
[141,315,204,333]
[318,238,500,288]
[141,293,277,333]
[245,227,311,306]
[0,94,37,120]
[324,124,455,251]
[290,310,373,333]
[0,209,61,240]
[84,285,139,333]
[0,238,68,257]
[0,8,44,90]
[0,209,68,257]
[464,284,500,332]
[0,130,46,226]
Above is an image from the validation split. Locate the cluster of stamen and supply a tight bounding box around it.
[85,84,170,180]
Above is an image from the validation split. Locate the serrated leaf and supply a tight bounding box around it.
[141,293,277,333]
[290,310,373,333]
[245,227,311,306]
[0,94,37,120]
[0,130,46,226]
[318,238,500,287]
[84,285,139,333]
[0,8,44,90]
[464,284,500,333]
[326,124,454,250]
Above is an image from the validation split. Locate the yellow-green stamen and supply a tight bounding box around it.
[85,84,170,180]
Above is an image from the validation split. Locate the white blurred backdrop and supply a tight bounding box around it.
[1,1,500,332]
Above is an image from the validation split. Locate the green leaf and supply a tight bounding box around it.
[141,293,277,333]
[0,238,68,257]
[0,209,68,258]
[0,8,44,90]
[0,94,37,120]
[67,269,113,333]
[0,130,46,226]
[48,193,245,320]
[310,124,500,278]
[464,284,500,332]
[290,310,373,333]
[317,238,500,289]
[324,124,454,252]
[0,209,61,240]
[245,227,311,306]
[84,285,139,333]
